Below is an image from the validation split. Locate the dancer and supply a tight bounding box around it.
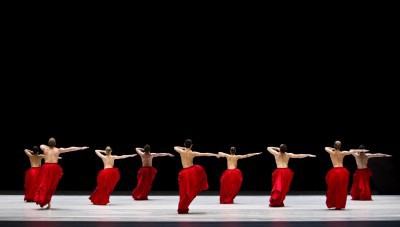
[325,141,368,209]
[132,144,174,200]
[34,137,89,209]
[267,144,316,207]
[218,147,261,204]
[174,139,219,214]
[24,146,43,202]
[350,145,392,200]
[89,146,136,205]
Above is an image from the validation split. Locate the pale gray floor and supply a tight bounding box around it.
[1,195,400,222]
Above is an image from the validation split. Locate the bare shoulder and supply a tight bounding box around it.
[40,145,49,150]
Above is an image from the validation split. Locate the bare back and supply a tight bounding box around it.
[140,153,154,167]
[28,155,43,167]
[101,155,118,169]
[179,149,195,168]
[225,155,239,169]
[354,154,369,169]
[329,151,346,167]
[40,145,61,163]
[274,153,290,168]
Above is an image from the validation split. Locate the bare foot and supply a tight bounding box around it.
[45,202,51,209]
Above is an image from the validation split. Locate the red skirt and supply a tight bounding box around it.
[132,166,157,200]
[24,167,41,202]
[269,168,294,207]
[34,163,63,207]
[220,168,243,204]
[89,168,120,205]
[350,168,372,200]
[326,167,349,209]
[178,165,208,214]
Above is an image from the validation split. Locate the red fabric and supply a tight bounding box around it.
[132,166,157,200]
[24,167,41,202]
[350,168,373,200]
[89,168,120,205]
[326,167,350,209]
[178,165,208,214]
[269,168,294,207]
[34,163,63,208]
[220,168,243,204]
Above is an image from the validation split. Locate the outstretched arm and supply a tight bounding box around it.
[238,152,262,159]
[366,153,392,158]
[24,149,33,157]
[114,154,137,159]
[152,153,175,157]
[267,147,280,155]
[343,149,369,155]
[289,153,316,158]
[59,146,89,153]
[218,152,229,158]
[193,152,219,157]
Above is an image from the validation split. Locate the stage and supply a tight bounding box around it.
[0,193,399,226]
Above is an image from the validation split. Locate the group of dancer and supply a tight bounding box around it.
[24,138,391,213]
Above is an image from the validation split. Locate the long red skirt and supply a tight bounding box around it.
[220,168,243,204]
[89,168,120,205]
[24,167,41,202]
[326,167,350,209]
[132,166,157,200]
[269,168,294,207]
[178,165,208,214]
[350,168,372,200]
[34,163,63,208]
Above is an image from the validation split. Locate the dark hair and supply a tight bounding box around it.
[32,146,40,155]
[144,144,151,153]
[48,137,56,147]
[230,147,236,155]
[184,139,192,148]
[334,141,341,150]
[279,144,287,153]
[359,144,366,149]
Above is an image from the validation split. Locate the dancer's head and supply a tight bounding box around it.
[32,146,40,155]
[184,139,192,149]
[48,137,56,148]
[230,147,236,155]
[359,144,366,156]
[279,144,287,153]
[334,141,341,150]
[105,146,112,155]
[144,144,151,154]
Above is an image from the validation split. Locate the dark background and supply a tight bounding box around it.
[2,14,399,195]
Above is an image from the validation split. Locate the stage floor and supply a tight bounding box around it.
[1,194,399,226]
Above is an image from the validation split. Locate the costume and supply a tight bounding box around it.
[326,167,350,209]
[24,167,41,202]
[177,165,208,214]
[89,168,120,205]
[350,168,372,200]
[269,168,294,207]
[34,163,63,207]
[219,168,243,204]
[132,166,157,200]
